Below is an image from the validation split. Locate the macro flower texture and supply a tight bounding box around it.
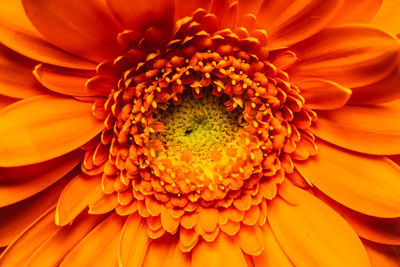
[1,0,400,266]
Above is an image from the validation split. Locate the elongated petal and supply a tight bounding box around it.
[192,233,248,267]
[118,214,150,267]
[296,141,400,217]
[0,151,80,207]
[257,0,342,49]
[0,207,59,266]
[268,188,370,267]
[318,192,400,245]
[0,149,81,183]
[25,214,106,267]
[350,65,400,105]
[311,100,400,155]
[0,44,48,99]
[33,64,104,97]
[363,240,400,267]
[0,0,95,69]
[370,0,400,35]
[296,78,352,110]
[328,0,383,25]
[56,173,103,226]
[107,0,174,45]
[289,25,400,88]
[22,0,123,62]
[0,177,70,246]
[253,223,293,267]
[0,95,103,167]
[60,213,125,267]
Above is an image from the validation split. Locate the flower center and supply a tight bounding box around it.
[153,89,242,163]
[85,8,318,251]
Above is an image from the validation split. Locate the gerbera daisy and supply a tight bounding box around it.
[0,0,400,266]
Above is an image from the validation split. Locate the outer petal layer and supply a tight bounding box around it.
[257,0,342,49]
[311,100,400,155]
[349,65,400,105]
[0,44,48,99]
[0,0,96,69]
[0,207,59,266]
[60,213,125,267]
[268,188,370,267]
[0,151,81,207]
[318,192,400,245]
[295,78,352,110]
[328,0,383,25]
[0,95,103,167]
[370,0,400,35]
[289,25,400,88]
[22,0,123,62]
[296,141,400,218]
[0,177,70,246]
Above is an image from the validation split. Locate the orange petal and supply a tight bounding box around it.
[0,150,81,207]
[253,223,293,267]
[349,65,400,105]
[234,224,264,256]
[0,177,70,246]
[118,214,151,267]
[0,0,95,69]
[295,79,352,110]
[24,213,106,267]
[363,240,400,267]
[143,235,177,267]
[191,233,248,267]
[60,213,125,267]
[370,0,400,35]
[0,149,81,183]
[257,0,342,49]
[0,95,103,167]
[56,173,103,226]
[160,207,180,233]
[0,206,59,266]
[33,64,104,97]
[289,25,400,88]
[318,192,400,245]
[88,193,118,215]
[199,208,218,232]
[311,100,400,155]
[268,189,370,267]
[296,141,400,218]
[0,44,48,99]
[174,0,212,19]
[328,0,383,25]
[107,0,174,46]
[22,0,123,62]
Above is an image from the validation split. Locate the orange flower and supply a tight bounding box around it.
[1,0,400,266]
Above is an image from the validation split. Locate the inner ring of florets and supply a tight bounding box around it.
[84,9,317,246]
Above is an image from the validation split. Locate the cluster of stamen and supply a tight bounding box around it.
[83,8,317,251]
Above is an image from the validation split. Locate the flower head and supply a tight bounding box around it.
[0,0,400,266]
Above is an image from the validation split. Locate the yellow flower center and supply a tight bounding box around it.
[153,90,242,163]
